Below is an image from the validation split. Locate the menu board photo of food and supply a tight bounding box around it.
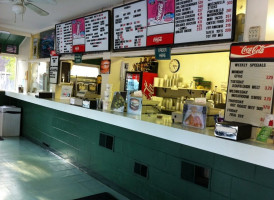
[182,104,207,129]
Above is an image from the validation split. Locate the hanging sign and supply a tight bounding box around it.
[50,56,59,84]
[155,47,171,60]
[74,53,82,63]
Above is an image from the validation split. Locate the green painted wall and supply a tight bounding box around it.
[5,96,274,200]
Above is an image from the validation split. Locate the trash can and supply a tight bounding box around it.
[0,106,21,137]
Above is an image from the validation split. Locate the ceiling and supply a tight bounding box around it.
[0,0,125,34]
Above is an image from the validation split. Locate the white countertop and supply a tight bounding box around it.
[5,91,274,170]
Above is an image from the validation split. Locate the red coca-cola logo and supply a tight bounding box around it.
[153,37,162,43]
[241,45,265,56]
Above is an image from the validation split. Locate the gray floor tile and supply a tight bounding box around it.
[0,137,129,200]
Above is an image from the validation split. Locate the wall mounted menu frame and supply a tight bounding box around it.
[55,10,110,54]
[225,42,274,127]
[113,0,236,52]
[113,0,148,51]
[173,0,237,47]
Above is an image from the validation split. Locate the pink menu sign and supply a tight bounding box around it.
[72,18,86,53]
[147,0,175,26]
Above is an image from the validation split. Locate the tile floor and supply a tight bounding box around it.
[0,137,129,200]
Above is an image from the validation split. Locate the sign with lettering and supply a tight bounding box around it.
[225,61,274,127]
[174,0,235,45]
[74,54,82,63]
[55,11,110,54]
[50,56,59,84]
[113,1,147,50]
[230,44,274,59]
[155,47,171,60]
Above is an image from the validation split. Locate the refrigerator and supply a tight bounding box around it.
[124,71,158,100]
[225,42,274,127]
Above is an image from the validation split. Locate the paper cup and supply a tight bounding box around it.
[154,77,160,87]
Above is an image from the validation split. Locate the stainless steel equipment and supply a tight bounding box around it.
[0,106,21,137]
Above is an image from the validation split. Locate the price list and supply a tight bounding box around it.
[56,22,72,54]
[113,1,147,50]
[174,0,234,44]
[225,62,274,127]
[85,11,109,52]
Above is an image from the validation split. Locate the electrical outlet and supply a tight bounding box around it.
[248,26,260,42]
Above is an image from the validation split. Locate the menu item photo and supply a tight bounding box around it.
[127,96,143,115]
[183,104,207,129]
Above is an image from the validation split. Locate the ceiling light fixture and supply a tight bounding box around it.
[12,4,25,15]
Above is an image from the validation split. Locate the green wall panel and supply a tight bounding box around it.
[5,96,274,200]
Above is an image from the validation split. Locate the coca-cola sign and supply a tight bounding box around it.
[147,33,174,46]
[153,37,163,43]
[241,45,265,56]
[230,43,274,59]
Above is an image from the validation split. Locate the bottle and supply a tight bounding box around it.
[96,75,102,95]
[143,57,148,71]
[139,58,143,71]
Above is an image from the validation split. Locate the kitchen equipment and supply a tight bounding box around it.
[214,121,252,140]
[35,92,53,98]
[0,106,21,137]
[172,111,183,123]
[125,71,158,100]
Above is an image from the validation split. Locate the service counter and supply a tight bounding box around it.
[5,91,274,170]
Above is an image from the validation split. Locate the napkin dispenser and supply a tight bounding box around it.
[214,121,252,140]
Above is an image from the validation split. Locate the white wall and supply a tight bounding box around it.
[17,37,30,92]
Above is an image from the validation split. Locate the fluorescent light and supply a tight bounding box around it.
[0,31,10,34]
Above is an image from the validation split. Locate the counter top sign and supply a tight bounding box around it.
[174,0,235,45]
[225,42,274,127]
[50,56,59,84]
[113,0,147,50]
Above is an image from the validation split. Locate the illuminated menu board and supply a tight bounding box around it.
[174,0,235,44]
[55,11,110,54]
[85,11,109,52]
[113,0,147,50]
[56,22,72,54]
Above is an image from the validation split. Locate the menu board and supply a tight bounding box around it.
[174,0,234,44]
[147,0,175,46]
[225,62,274,127]
[113,1,147,50]
[55,11,110,54]
[56,22,73,54]
[85,11,109,52]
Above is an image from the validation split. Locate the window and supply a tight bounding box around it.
[71,64,99,77]
[0,56,17,91]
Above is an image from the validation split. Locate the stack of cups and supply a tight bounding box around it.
[103,84,113,110]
